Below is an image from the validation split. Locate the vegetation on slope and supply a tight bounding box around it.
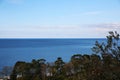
[10,31,120,80]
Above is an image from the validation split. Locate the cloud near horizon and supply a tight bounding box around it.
[0,23,120,38]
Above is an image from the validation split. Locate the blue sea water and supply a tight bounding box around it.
[0,38,105,70]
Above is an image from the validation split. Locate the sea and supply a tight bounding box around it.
[0,38,106,71]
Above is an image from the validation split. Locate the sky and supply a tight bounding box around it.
[0,0,120,38]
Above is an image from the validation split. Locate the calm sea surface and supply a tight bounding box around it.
[0,38,106,70]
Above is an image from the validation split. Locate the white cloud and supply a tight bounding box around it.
[89,23,120,30]
[86,23,120,37]
[0,23,120,38]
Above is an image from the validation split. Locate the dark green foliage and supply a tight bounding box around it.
[91,31,120,80]
[10,31,120,80]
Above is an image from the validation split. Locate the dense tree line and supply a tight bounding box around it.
[10,31,120,80]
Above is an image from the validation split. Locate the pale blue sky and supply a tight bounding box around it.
[0,0,120,38]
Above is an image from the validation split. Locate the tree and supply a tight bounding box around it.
[54,57,65,80]
[31,59,46,80]
[92,31,120,80]
[10,61,26,80]
[92,31,120,59]
[71,54,83,74]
